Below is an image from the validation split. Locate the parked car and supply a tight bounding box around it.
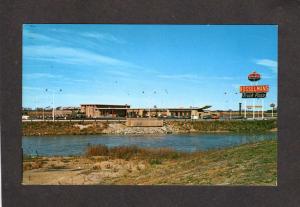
[22,115,30,120]
[211,114,220,119]
[203,115,212,119]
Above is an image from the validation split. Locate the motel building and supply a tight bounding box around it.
[80,104,212,119]
[80,104,130,118]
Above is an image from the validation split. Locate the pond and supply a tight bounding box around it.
[22,132,277,156]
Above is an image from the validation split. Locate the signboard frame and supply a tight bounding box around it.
[240,85,269,93]
[242,92,267,98]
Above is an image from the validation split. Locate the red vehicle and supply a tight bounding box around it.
[211,114,220,119]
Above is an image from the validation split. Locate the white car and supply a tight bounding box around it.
[22,115,30,120]
[191,115,199,120]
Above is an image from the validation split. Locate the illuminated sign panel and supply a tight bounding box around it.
[240,85,269,93]
[242,92,267,98]
[248,72,261,81]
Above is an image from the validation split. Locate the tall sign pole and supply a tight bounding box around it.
[252,82,255,119]
[52,93,55,122]
[248,72,260,119]
[272,106,273,117]
[270,103,275,118]
[262,99,264,119]
[240,71,268,120]
[244,99,247,118]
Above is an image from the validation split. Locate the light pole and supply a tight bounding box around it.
[224,91,238,119]
[141,90,148,118]
[234,92,238,119]
[34,96,37,119]
[261,99,264,119]
[45,88,62,122]
[224,92,228,119]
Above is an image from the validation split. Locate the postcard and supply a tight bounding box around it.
[22,24,277,185]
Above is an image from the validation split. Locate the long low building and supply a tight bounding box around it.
[80,104,212,119]
[80,104,130,118]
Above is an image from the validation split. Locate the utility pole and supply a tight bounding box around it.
[52,93,55,122]
[244,100,247,119]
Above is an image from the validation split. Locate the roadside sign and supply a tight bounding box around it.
[240,85,269,93]
[248,71,261,81]
[242,92,266,98]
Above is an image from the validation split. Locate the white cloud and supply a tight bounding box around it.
[255,59,277,73]
[23,86,42,91]
[105,70,132,77]
[80,32,126,44]
[23,30,60,43]
[158,74,235,81]
[23,45,138,69]
[158,74,198,80]
[24,73,62,79]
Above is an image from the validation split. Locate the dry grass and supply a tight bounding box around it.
[85,144,184,162]
[98,140,277,185]
[167,119,277,133]
[23,160,44,171]
[23,140,277,185]
[22,121,109,136]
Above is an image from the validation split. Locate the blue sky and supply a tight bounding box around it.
[23,24,278,110]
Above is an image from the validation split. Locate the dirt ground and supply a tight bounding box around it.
[23,156,146,185]
[22,140,277,185]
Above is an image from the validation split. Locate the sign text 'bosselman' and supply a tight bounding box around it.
[240,85,269,93]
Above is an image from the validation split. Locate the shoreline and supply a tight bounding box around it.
[22,120,277,136]
[22,137,278,158]
[22,129,277,138]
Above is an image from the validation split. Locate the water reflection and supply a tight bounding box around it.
[22,132,277,156]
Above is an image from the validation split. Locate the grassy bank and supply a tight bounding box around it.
[23,139,277,185]
[22,119,277,136]
[167,119,277,133]
[22,121,109,136]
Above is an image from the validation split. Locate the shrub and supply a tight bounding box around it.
[86,144,109,157]
[149,158,162,165]
[85,145,186,160]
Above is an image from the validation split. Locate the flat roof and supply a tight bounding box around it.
[80,104,211,110]
[127,107,210,110]
[94,108,130,110]
[81,104,130,107]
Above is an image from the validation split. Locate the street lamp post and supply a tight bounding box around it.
[45,88,62,122]
[224,92,228,119]
[234,92,238,119]
[229,109,232,120]
[224,92,238,120]
[43,107,45,121]
[52,93,55,122]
